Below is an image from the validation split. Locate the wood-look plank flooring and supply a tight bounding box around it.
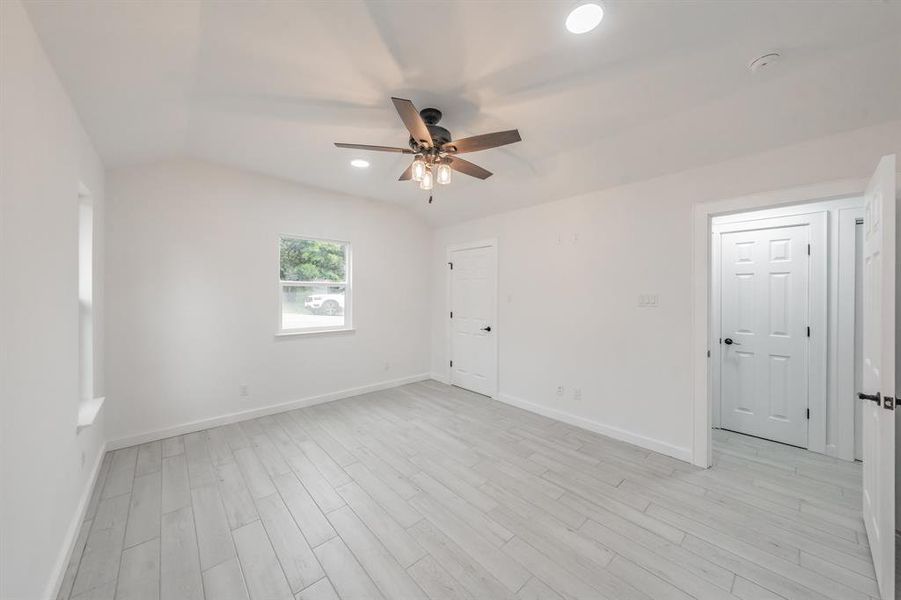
[57,381,876,600]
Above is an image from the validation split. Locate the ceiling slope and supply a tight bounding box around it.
[24,0,901,224]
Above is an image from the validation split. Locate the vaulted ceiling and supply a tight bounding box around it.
[24,0,901,224]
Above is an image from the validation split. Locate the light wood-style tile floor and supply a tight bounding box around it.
[57,381,877,600]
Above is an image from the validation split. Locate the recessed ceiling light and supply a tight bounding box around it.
[566,3,604,34]
[350,159,370,168]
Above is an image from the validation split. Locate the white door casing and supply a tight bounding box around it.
[860,154,895,600]
[448,241,497,397]
[719,222,811,447]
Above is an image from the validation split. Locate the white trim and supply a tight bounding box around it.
[445,238,499,397]
[45,441,107,600]
[277,235,352,335]
[711,212,828,453]
[76,396,105,433]
[496,392,693,463]
[106,373,430,450]
[837,207,865,461]
[692,177,868,467]
[710,230,722,429]
[275,328,355,338]
[430,371,450,385]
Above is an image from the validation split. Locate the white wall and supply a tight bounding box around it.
[431,120,901,462]
[105,160,431,444]
[0,1,107,598]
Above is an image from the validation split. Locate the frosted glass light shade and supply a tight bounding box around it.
[436,163,452,185]
[420,168,434,190]
[411,158,426,181]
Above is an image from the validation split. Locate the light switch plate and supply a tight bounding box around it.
[638,294,660,307]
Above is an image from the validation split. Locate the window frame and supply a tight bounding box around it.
[277,234,353,336]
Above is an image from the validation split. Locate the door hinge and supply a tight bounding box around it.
[449,360,453,367]
[885,396,895,410]
[807,326,810,337]
[448,262,453,270]
[806,408,810,419]
[707,350,711,358]
[807,244,810,255]
[450,311,453,319]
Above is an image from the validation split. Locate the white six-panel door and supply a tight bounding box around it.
[449,243,497,397]
[720,223,810,447]
[860,154,895,600]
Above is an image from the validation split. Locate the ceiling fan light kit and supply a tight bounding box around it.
[335,97,522,203]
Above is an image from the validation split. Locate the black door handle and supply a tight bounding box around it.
[481,326,492,332]
[724,337,741,345]
[859,391,881,404]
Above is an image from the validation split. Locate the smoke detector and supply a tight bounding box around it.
[748,52,781,73]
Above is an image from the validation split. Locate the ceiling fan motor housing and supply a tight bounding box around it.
[408,108,452,150]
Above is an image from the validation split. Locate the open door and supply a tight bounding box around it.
[860,154,895,600]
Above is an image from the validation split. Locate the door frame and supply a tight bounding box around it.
[691,178,871,468]
[710,212,827,452]
[445,238,499,397]
[837,207,866,461]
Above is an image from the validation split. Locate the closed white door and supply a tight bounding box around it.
[860,154,895,600]
[449,244,497,397]
[720,223,810,447]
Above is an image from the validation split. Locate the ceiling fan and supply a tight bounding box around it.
[335,97,521,201]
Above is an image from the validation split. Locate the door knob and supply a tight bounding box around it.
[723,337,741,345]
[859,391,881,404]
[481,326,492,332]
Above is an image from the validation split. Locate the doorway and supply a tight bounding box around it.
[692,155,896,600]
[447,240,497,397]
[711,202,872,457]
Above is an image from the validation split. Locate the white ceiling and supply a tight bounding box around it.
[24,0,901,225]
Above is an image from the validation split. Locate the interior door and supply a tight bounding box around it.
[720,223,810,447]
[449,244,497,396]
[860,154,895,600]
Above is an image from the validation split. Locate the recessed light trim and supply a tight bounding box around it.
[566,3,604,34]
[350,159,370,168]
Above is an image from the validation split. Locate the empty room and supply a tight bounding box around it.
[2,1,900,600]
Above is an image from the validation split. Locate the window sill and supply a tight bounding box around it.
[77,396,105,434]
[275,328,355,338]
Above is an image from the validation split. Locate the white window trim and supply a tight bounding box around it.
[277,234,353,336]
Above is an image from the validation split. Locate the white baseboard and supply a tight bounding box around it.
[107,373,431,451]
[495,392,693,463]
[429,372,450,385]
[46,441,107,600]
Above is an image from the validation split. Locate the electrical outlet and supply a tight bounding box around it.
[573,388,582,401]
[556,385,565,397]
[240,384,249,398]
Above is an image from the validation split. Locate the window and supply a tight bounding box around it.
[77,183,104,432]
[78,189,93,402]
[279,236,352,334]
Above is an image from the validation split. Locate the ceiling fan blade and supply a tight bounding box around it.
[334,142,413,154]
[391,97,433,147]
[447,156,492,180]
[443,129,521,154]
[398,163,414,181]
